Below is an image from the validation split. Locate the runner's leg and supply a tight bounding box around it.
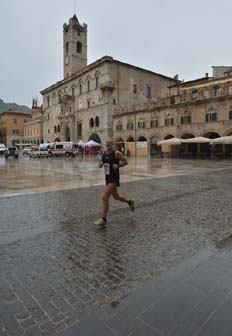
[111,185,129,204]
[102,183,115,219]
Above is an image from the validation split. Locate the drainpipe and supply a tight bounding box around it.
[135,113,137,157]
[117,63,120,113]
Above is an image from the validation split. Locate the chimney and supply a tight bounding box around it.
[205,73,209,78]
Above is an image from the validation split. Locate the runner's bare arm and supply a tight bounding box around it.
[99,159,103,168]
[115,151,128,168]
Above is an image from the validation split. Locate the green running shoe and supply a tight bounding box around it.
[129,199,135,211]
[95,218,107,227]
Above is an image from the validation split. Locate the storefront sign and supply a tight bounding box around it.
[136,141,147,148]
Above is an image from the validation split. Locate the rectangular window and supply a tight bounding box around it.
[206,113,217,122]
[150,120,158,128]
[79,84,82,95]
[170,96,175,104]
[214,87,221,97]
[72,87,75,96]
[87,101,90,108]
[192,90,198,100]
[24,119,27,124]
[133,84,137,94]
[13,118,17,124]
[165,118,174,126]
[77,123,82,137]
[59,94,62,103]
[127,123,134,130]
[87,81,90,92]
[138,121,145,129]
[47,97,50,107]
[181,116,191,124]
[146,85,151,98]
[69,107,72,113]
[116,124,123,131]
[229,111,232,120]
[48,129,50,134]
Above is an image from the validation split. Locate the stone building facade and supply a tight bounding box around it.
[40,15,177,146]
[24,107,44,145]
[113,72,232,156]
[0,110,32,146]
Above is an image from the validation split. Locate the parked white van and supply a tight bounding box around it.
[37,143,52,158]
[0,143,6,155]
[51,142,78,157]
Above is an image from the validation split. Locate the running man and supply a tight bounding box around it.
[95,139,135,227]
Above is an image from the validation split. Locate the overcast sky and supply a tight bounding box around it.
[1,0,232,107]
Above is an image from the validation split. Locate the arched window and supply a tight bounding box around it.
[76,41,82,53]
[66,42,69,53]
[89,118,94,128]
[58,125,60,132]
[95,71,100,88]
[96,76,100,88]
[95,116,99,127]
[87,80,90,92]
[54,126,57,133]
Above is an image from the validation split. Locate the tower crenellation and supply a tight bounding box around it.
[63,14,87,78]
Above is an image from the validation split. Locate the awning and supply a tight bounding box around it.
[84,140,101,147]
[211,136,232,144]
[157,138,182,146]
[181,137,210,144]
[77,140,84,146]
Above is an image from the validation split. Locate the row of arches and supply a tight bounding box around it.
[160,130,232,159]
[164,130,232,140]
[55,129,102,144]
[114,129,232,157]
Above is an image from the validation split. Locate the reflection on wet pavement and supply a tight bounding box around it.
[1,155,232,335]
[0,154,232,197]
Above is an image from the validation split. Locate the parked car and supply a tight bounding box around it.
[23,147,32,155]
[0,143,6,155]
[29,146,39,158]
[5,146,19,159]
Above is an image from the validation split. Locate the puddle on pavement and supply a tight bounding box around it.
[1,156,232,197]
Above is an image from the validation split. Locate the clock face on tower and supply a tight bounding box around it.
[65,56,70,65]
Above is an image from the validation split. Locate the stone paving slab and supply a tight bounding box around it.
[59,247,232,336]
[1,168,232,335]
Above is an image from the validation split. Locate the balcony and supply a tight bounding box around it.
[100,80,115,92]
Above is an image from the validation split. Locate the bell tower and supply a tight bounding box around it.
[63,15,87,78]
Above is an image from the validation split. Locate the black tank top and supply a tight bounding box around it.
[102,150,120,183]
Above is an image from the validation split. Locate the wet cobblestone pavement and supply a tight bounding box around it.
[1,159,232,335]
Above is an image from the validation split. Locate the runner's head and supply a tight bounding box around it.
[106,138,114,152]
